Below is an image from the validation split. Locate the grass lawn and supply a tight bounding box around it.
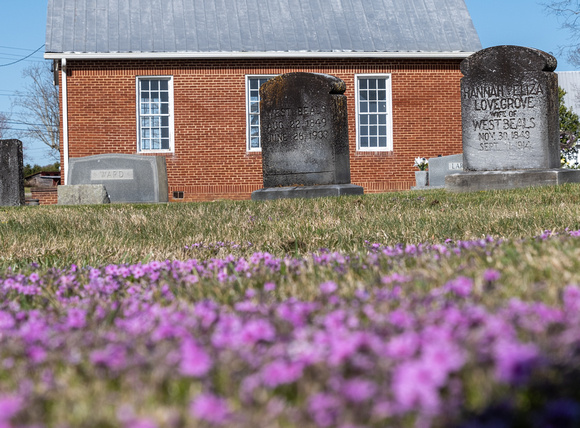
[1,185,580,427]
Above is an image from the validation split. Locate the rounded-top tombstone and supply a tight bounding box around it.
[461,46,559,171]
[259,72,351,188]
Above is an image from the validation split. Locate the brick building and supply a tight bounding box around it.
[45,0,481,202]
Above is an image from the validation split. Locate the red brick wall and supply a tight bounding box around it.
[31,187,58,205]
[58,58,463,202]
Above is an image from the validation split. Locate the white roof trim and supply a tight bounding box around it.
[45,51,474,61]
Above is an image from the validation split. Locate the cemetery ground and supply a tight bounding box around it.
[3,186,580,426]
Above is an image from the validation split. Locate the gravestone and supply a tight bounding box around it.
[428,154,463,188]
[68,154,168,203]
[0,140,25,206]
[58,184,110,205]
[447,46,580,191]
[251,72,363,200]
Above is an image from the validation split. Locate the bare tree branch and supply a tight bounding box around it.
[545,0,580,66]
[12,62,59,161]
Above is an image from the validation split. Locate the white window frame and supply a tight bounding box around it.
[355,74,393,152]
[245,75,277,152]
[136,76,174,153]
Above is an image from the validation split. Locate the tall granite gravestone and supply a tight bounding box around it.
[251,73,363,200]
[66,154,168,203]
[0,140,25,206]
[447,46,580,191]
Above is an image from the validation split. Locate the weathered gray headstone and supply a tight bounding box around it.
[461,46,559,171]
[0,140,25,206]
[428,154,463,188]
[57,184,110,205]
[252,72,363,200]
[447,46,580,192]
[68,154,168,203]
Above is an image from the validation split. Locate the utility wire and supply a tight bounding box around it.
[0,44,45,68]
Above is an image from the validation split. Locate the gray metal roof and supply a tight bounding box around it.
[45,0,481,56]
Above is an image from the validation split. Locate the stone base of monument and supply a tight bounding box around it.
[251,184,364,201]
[445,169,580,192]
[58,184,111,205]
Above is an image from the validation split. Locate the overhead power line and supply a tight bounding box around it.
[0,44,45,68]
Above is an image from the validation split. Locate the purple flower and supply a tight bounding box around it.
[264,282,276,292]
[90,344,127,370]
[179,338,212,377]
[320,281,338,295]
[392,360,441,414]
[341,378,377,403]
[493,340,538,384]
[240,319,275,345]
[445,276,473,298]
[0,394,22,421]
[483,269,501,282]
[308,393,342,428]
[385,332,420,360]
[261,360,303,388]
[190,393,231,425]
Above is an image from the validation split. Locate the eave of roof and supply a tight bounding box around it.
[45,50,474,61]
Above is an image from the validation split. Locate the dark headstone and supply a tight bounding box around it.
[461,46,559,171]
[252,72,362,200]
[446,46,580,192]
[0,140,25,206]
[68,154,168,203]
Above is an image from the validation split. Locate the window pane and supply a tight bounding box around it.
[250,115,259,126]
[360,116,368,125]
[369,91,377,101]
[377,90,386,101]
[139,78,172,151]
[370,137,378,147]
[379,115,387,124]
[360,126,368,136]
[370,115,377,125]
[378,79,386,90]
[251,103,259,113]
[251,137,260,148]
[379,126,387,136]
[250,126,259,137]
[379,102,387,113]
[360,103,368,113]
[360,91,368,101]
[360,137,368,147]
[379,137,387,147]
[369,79,376,90]
[250,79,259,89]
[370,126,378,136]
[369,102,377,113]
[359,79,367,90]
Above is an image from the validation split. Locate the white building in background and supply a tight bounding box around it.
[558,71,580,113]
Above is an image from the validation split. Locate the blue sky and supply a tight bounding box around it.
[0,0,575,164]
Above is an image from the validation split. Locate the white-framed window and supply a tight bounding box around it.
[136,76,174,152]
[246,75,276,151]
[355,74,393,151]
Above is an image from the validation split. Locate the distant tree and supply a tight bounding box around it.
[0,112,8,139]
[559,87,580,167]
[12,62,59,161]
[545,1,580,66]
